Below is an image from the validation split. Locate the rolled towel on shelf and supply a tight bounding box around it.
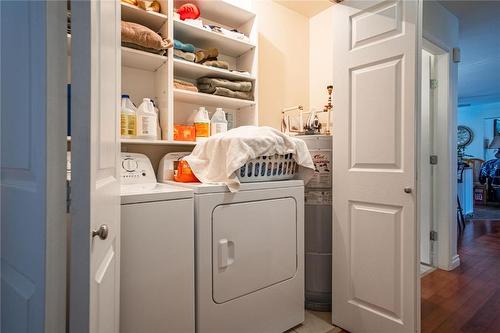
[174,39,195,53]
[197,77,253,93]
[195,48,219,63]
[174,49,196,62]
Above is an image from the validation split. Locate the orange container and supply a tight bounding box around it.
[174,160,200,183]
[174,125,196,142]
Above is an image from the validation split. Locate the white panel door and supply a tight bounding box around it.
[1,1,67,332]
[70,1,121,333]
[332,1,419,332]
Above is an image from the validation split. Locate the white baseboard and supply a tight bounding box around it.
[448,254,460,270]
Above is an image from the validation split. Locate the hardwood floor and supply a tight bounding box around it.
[421,218,500,333]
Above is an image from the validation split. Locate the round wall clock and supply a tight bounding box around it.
[457,125,474,147]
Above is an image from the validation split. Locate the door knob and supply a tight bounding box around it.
[92,224,109,240]
[404,187,412,194]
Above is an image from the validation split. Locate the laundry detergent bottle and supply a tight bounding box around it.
[136,98,158,140]
[210,108,228,136]
[120,95,137,138]
[194,107,210,141]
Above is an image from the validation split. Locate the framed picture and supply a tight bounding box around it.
[494,118,500,136]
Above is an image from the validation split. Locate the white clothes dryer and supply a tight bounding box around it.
[120,153,195,333]
[168,180,305,333]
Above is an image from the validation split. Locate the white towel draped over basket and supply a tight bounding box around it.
[184,126,315,192]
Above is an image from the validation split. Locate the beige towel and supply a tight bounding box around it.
[174,49,196,62]
[195,48,219,63]
[202,60,229,70]
[174,79,198,92]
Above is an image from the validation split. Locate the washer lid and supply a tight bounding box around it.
[120,183,193,204]
[163,180,304,194]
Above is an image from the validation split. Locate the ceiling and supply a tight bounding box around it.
[274,0,333,18]
[439,1,500,106]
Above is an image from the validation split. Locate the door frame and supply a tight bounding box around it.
[421,39,459,271]
[421,0,460,270]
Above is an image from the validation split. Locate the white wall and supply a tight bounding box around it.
[458,101,500,160]
[254,0,310,129]
[309,7,334,110]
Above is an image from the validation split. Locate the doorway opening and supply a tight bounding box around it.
[421,1,500,332]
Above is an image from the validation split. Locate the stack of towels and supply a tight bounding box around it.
[197,77,253,100]
[173,39,230,70]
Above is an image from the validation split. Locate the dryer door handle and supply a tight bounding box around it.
[218,239,235,270]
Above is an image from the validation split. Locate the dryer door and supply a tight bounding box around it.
[212,197,297,304]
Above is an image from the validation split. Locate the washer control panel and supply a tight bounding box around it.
[120,153,156,185]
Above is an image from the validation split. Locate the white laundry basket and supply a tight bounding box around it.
[238,153,298,183]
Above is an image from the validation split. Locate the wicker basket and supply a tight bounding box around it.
[238,154,298,183]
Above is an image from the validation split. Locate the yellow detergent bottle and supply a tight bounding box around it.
[120,95,137,138]
[194,107,210,141]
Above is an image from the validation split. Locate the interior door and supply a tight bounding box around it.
[332,1,419,332]
[70,1,121,333]
[1,1,67,332]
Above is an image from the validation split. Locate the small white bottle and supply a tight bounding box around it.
[194,107,210,142]
[210,107,228,136]
[136,98,158,140]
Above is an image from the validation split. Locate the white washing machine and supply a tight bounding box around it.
[120,153,195,333]
[168,180,305,333]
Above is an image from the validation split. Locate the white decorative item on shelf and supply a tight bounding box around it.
[238,154,297,183]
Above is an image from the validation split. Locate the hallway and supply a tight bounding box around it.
[421,219,500,332]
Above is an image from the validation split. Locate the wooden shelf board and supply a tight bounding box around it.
[121,47,167,71]
[121,3,168,31]
[174,88,255,109]
[174,58,255,81]
[121,138,197,146]
[173,19,255,57]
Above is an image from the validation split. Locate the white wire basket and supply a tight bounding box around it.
[238,154,298,183]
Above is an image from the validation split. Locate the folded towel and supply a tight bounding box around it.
[174,78,198,92]
[195,48,219,63]
[184,126,315,192]
[174,39,195,53]
[121,21,171,51]
[200,87,252,100]
[197,77,252,93]
[137,0,161,12]
[174,49,196,62]
[201,60,229,69]
[122,42,167,55]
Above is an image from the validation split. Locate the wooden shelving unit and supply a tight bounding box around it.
[116,0,257,150]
